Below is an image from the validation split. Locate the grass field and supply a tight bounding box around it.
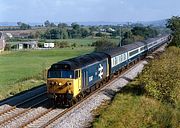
[7,38,120,48]
[0,47,94,99]
[43,38,120,46]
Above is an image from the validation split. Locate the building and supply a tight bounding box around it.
[0,32,6,52]
[12,41,38,50]
[44,43,54,48]
[108,28,116,32]
[6,33,13,38]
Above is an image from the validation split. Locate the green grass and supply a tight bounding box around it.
[93,94,180,128]
[45,38,120,46]
[0,47,94,99]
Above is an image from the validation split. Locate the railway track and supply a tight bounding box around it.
[0,92,48,128]
[0,92,46,116]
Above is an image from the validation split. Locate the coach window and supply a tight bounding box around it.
[129,49,139,56]
[124,54,126,60]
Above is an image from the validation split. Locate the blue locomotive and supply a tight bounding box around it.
[47,35,170,106]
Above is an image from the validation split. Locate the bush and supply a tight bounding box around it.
[37,43,43,48]
[54,41,70,48]
[138,47,180,106]
[4,44,11,51]
[71,43,77,47]
[92,38,117,52]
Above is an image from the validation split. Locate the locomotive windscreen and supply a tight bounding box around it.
[48,70,74,78]
[51,64,71,70]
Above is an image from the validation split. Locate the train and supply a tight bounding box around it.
[46,35,170,106]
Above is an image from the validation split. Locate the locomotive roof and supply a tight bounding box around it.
[50,52,108,70]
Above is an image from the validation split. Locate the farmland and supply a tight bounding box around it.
[7,38,120,47]
[0,47,94,100]
[45,38,119,45]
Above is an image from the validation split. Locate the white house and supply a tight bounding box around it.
[13,41,38,50]
[44,43,54,48]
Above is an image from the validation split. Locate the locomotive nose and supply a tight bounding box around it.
[49,81,61,86]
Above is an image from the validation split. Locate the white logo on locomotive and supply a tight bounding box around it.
[98,64,103,79]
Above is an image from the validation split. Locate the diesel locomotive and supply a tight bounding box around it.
[47,35,170,106]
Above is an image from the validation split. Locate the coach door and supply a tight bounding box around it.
[83,70,88,89]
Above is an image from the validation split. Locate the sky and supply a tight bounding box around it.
[0,0,180,23]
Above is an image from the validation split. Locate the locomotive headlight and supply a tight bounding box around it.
[59,82,62,86]
[50,81,54,85]
[67,81,72,86]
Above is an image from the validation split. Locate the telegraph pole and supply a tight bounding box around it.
[119,25,122,47]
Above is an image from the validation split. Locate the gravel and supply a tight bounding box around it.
[26,109,64,128]
[3,107,48,128]
[0,104,12,114]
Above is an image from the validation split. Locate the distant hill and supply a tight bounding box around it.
[77,19,168,27]
[0,22,42,26]
[140,19,168,27]
[0,19,168,27]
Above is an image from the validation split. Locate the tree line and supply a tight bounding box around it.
[4,20,170,51]
[167,16,180,47]
[29,21,160,42]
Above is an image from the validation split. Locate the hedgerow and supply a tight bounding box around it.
[92,46,180,128]
[138,47,180,106]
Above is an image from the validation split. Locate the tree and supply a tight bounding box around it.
[54,41,70,48]
[44,20,51,27]
[34,31,41,39]
[131,26,158,39]
[58,23,68,28]
[50,22,56,27]
[71,23,80,30]
[166,16,180,47]
[122,31,134,45]
[70,23,81,38]
[60,29,68,39]
[17,22,22,26]
[80,28,90,38]
[17,22,31,30]
[92,38,117,51]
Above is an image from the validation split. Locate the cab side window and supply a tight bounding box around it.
[75,70,79,79]
[78,70,80,77]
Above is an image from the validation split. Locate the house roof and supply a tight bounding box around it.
[16,41,37,45]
